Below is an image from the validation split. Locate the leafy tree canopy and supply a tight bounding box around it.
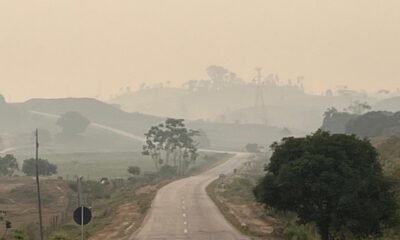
[142,118,199,174]
[22,158,57,176]
[0,154,18,176]
[56,111,90,135]
[254,130,398,240]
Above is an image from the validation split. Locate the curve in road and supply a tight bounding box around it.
[27,110,249,239]
[131,153,251,240]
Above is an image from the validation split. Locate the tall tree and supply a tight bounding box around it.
[254,131,398,240]
[142,118,199,174]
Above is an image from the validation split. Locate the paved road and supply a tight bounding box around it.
[27,110,249,239]
[131,153,251,240]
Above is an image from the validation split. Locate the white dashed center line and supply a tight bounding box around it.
[182,198,188,234]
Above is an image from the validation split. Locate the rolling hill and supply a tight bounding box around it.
[14,97,290,150]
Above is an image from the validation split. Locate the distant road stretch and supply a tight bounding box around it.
[131,153,250,240]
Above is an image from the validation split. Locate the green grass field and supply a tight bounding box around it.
[14,151,228,180]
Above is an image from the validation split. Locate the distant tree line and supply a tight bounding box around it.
[322,106,400,138]
[320,100,400,138]
[0,154,57,177]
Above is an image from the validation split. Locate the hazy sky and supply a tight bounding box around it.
[1,0,400,101]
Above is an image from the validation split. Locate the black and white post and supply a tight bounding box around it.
[77,176,84,240]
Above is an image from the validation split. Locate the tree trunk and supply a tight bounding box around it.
[173,150,178,167]
[178,150,183,175]
[317,223,330,240]
[166,149,170,166]
[151,150,160,171]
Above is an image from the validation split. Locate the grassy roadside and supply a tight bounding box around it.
[206,153,287,240]
[49,152,232,239]
[206,153,323,240]
[208,140,400,240]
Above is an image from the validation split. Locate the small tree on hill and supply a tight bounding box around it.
[56,111,90,135]
[254,130,398,240]
[0,154,18,176]
[22,158,57,176]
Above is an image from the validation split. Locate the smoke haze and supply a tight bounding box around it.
[1,0,400,101]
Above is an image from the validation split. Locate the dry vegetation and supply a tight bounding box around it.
[0,177,72,239]
[208,141,400,240]
[206,154,288,240]
[47,152,230,239]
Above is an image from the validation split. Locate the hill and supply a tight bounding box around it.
[111,85,365,132]
[22,98,162,135]
[109,63,374,132]
[374,96,400,112]
[0,97,294,151]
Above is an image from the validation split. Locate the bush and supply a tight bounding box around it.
[245,143,260,153]
[22,158,57,176]
[0,154,18,176]
[284,224,309,240]
[49,231,71,240]
[13,230,28,240]
[127,166,141,176]
[158,165,177,179]
[254,130,398,240]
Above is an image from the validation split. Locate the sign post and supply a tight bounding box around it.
[73,206,92,228]
[74,177,91,240]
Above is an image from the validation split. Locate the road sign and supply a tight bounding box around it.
[73,206,92,225]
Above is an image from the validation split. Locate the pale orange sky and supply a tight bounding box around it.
[1,0,400,101]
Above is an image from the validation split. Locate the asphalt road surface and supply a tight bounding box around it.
[130,153,251,240]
